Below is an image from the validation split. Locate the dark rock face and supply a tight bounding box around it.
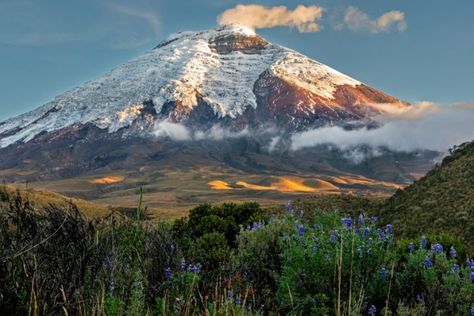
[209,34,268,54]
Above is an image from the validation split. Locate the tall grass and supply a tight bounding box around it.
[0,187,473,315]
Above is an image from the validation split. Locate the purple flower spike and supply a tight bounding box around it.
[368,305,377,315]
[363,227,370,238]
[298,224,305,235]
[424,256,433,268]
[420,236,427,248]
[431,243,443,254]
[341,217,353,228]
[181,258,186,270]
[408,242,415,253]
[358,214,364,225]
[385,224,392,234]
[449,246,457,258]
[164,267,172,279]
[380,266,388,280]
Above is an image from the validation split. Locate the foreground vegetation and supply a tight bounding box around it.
[1,186,473,316]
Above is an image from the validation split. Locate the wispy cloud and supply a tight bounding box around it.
[112,5,160,36]
[336,6,407,33]
[290,103,474,155]
[218,4,324,32]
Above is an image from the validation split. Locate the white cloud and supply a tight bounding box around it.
[291,103,474,154]
[152,120,191,141]
[218,4,324,32]
[113,5,160,36]
[338,6,407,33]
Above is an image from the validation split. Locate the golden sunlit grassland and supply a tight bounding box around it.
[1,165,407,220]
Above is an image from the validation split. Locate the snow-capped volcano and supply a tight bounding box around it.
[0,24,406,148]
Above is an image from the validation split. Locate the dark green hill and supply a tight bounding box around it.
[380,141,474,245]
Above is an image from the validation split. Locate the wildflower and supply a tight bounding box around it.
[408,242,415,253]
[286,201,292,212]
[377,228,385,239]
[431,243,443,254]
[363,227,370,238]
[299,210,304,218]
[471,307,474,316]
[452,264,460,272]
[164,267,172,279]
[298,224,305,235]
[385,224,392,234]
[368,304,377,315]
[420,236,427,248]
[181,257,186,270]
[189,263,202,273]
[330,230,337,243]
[416,294,423,303]
[424,256,433,268]
[227,289,233,300]
[341,217,353,228]
[470,270,474,282]
[358,214,364,225]
[449,246,457,258]
[467,259,474,268]
[355,227,360,233]
[371,216,378,223]
[380,266,388,280]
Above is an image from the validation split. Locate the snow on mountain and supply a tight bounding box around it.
[0,24,402,148]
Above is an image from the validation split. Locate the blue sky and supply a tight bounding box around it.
[0,0,473,121]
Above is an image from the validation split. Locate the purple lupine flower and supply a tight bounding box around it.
[470,307,474,316]
[235,295,240,305]
[227,289,233,299]
[416,294,423,303]
[298,224,305,235]
[164,267,172,279]
[466,259,474,268]
[341,217,353,228]
[420,236,427,248]
[449,246,457,258]
[286,201,292,212]
[355,227,360,233]
[380,266,388,280]
[294,220,299,229]
[330,230,337,243]
[431,243,443,254]
[358,214,364,225]
[452,264,460,272]
[368,304,377,315]
[408,242,415,253]
[377,228,385,239]
[470,270,474,282]
[385,224,392,235]
[371,216,378,223]
[181,257,186,270]
[424,256,433,268]
[189,262,202,273]
[299,210,304,218]
[363,227,370,238]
